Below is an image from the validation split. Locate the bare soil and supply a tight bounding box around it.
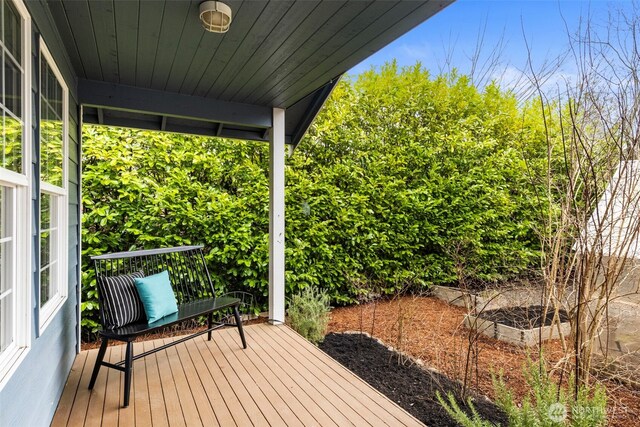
[327,296,640,427]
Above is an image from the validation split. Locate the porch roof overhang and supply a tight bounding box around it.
[40,0,452,147]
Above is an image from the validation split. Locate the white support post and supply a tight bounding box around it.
[269,108,286,324]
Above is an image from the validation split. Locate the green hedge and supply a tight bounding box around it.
[81,63,549,335]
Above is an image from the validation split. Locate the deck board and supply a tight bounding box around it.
[274,325,422,426]
[102,345,122,426]
[143,340,169,427]
[245,326,352,426]
[65,349,97,426]
[214,330,293,426]
[245,326,365,426]
[53,324,424,426]
[132,342,151,427]
[218,328,307,426]
[85,346,110,427]
[191,337,252,426]
[229,328,337,427]
[172,341,219,426]
[51,350,87,426]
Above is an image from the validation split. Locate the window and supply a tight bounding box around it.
[38,41,67,330]
[0,0,30,387]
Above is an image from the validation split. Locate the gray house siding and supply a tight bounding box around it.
[0,1,81,425]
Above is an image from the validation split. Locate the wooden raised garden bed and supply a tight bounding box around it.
[465,305,571,347]
[431,285,478,308]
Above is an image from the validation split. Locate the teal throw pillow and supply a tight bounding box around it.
[134,270,179,324]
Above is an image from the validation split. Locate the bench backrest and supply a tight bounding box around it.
[91,245,215,307]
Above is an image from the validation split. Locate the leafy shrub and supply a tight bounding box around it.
[287,287,331,344]
[81,128,271,337]
[437,357,607,426]
[81,63,551,337]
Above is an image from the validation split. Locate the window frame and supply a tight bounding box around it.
[0,0,31,390]
[37,38,68,332]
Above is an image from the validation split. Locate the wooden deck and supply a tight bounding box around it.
[52,323,423,426]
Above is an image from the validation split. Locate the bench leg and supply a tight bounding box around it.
[123,341,134,408]
[207,313,213,341]
[233,305,247,349]
[89,337,109,389]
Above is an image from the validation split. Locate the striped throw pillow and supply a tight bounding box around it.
[98,271,146,329]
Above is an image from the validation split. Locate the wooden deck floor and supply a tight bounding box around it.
[52,324,423,426]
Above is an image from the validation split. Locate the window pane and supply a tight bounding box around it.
[54,75,62,117]
[0,186,14,295]
[41,191,50,230]
[0,1,24,176]
[41,118,63,186]
[40,267,50,307]
[0,242,15,328]
[0,185,14,353]
[40,192,58,308]
[4,56,21,118]
[40,60,64,187]
[40,107,48,180]
[41,62,62,118]
[40,191,57,269]
[49,67,62,117]
[3,113,22,173]
[0,239,12,294]
[40,231,49,269]
[0,291,13,352]
[3,0,21,63]
[0,183,3,241]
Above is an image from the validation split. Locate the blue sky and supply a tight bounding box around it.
[350,1,633,94]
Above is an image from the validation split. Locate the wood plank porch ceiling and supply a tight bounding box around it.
[52,324,424,426]
[43,0,451,145]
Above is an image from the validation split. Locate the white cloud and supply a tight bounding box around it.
[398,42,434,62]
[491,65,578,99]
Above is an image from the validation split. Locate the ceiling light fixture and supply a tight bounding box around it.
[199,1,232,33]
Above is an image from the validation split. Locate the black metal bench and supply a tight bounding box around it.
[88,245,247,407]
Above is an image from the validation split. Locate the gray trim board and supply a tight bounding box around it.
[81,109,291,144]
[76,103,83,353]
[27,0,78,97]
[290,76,341,149]
[79,78,339,146]
[78,79,272,129]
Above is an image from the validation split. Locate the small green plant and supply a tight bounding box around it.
[493,358,607,427]
[437,356,607,427]
[436,391,496,427]
[287,287,331,344]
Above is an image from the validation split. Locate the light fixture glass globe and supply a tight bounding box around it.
[199,1,232,33]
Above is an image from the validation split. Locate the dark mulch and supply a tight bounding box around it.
[479,305,569,329]
[320,332,507,427]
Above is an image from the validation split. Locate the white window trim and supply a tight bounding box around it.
[38,38,68,332]
[0,0,32,391]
